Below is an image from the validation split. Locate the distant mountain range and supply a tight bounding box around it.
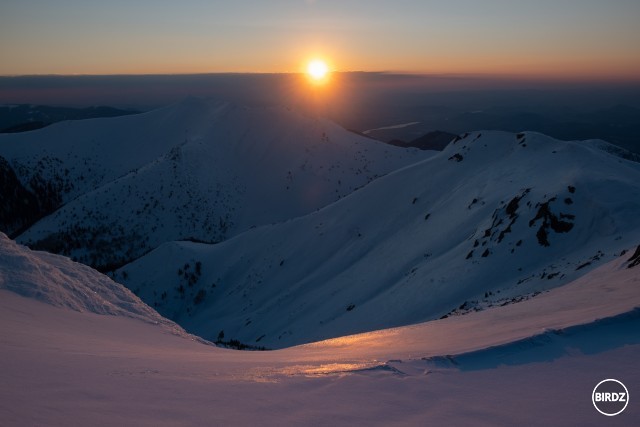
[387,130,457,151]
[0,104,139,133]
[364,104,640,154]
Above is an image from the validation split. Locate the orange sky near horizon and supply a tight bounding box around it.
[1,0,639,82]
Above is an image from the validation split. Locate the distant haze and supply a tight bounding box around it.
[1,72,639,121]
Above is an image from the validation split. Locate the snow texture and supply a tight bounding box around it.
[0,232,195,339]
[1,237,639,426]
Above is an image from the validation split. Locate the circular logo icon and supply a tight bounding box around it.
[592,379,629,416]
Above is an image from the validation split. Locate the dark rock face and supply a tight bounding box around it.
[0,153,76,239]
[628,245,640,269]
[528,198,574,247]
[0,156,45,237]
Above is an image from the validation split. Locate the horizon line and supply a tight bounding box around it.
[1,71,640,83]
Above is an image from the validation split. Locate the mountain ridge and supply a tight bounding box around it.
[0,98,430,270]
[116,129,640,347]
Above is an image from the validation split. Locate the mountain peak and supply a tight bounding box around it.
[0,100,431,271]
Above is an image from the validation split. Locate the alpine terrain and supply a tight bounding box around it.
[115,129,640,347]
[0,98,429,271]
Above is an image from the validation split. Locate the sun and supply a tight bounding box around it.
[307,59,329,81]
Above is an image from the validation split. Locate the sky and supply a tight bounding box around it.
[1,0,639,80]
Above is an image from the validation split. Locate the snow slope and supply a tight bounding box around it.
[1,236,639,426]
[118,130,640,347]
[0,98,429,269]
[0,232,192,339]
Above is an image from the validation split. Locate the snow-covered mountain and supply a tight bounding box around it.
[2,231,639,425]
[2,97,638,354]
[117,130,640,348]
[0,98,429,270]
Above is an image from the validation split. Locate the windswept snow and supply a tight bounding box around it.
[0,233,193,339]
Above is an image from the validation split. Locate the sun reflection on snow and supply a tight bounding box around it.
[244,361,383,382]
[283,362,374,376]
[301,328,401,350]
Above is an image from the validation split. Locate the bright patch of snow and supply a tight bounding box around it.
[0,233,194,339]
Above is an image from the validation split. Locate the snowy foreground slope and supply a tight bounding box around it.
[118,131,640,347]
[1,236,639,426]
[0,233,194,339]
[0,98,429,270]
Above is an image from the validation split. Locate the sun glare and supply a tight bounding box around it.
[307,60,329,81]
